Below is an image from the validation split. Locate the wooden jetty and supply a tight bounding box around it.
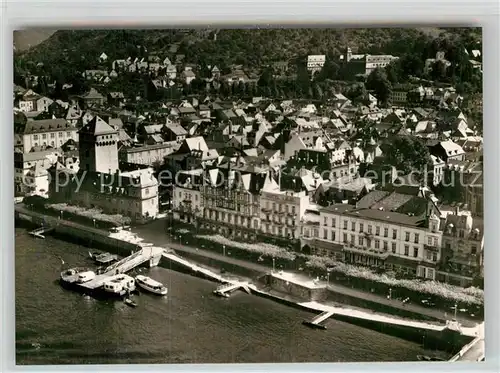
[302,310,335,330]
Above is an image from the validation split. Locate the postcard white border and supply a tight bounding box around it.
[2,1,499,373]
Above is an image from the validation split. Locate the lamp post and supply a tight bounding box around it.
[223,245,226,257]
[454,303,458,321]
[326,270,330,286]
[272,257,275,273]
[92,218,96,228]
[388,287,392,299]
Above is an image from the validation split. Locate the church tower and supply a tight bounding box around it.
[345,46,353,63]
[78,116,119,174]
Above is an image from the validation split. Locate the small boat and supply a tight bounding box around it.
[89,251,118,265]
[124,298,137,308]
[135,275,168,295]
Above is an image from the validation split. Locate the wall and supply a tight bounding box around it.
[269,275,327,302]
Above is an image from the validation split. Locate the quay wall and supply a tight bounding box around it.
[15,211,138,258]
[266,274,441,322]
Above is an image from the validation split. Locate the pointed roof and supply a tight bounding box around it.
[79,116,117,136]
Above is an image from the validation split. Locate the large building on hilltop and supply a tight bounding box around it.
[340,46,399,78]
[48,116,159,223]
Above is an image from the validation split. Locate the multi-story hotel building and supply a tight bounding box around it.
[309,190,443,280]
[259,175,312,240]
[199,162,267,241]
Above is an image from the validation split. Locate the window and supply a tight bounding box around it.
[413,247,419,258]
[368,225,372,234]
[272,203,276,211]
[426,251,432,261]
[331,218,336,228]
[331,231,336,241]
[428,237,433,246]
[50,133,55,138]
[434,238,438,246]
[392,242,397,253]
[375,226,380,236]
[471,245,477,255]
[459,230,465,238]
[359,223,364,232]
[404,245,409,256]
[323,217,328,226]
[42,134,47,139]
[343,233,348,243]
[432,253,437,262]
[392,229,397,239]
[344,220,348,229]
[414,233,420,244]
[405,232,410,241]
[323,229,328,239]
[375,240,380,249]
[59,132,63,137]
[33,134,39,140]
[350,235,355,244]
[384,228,388,237]
[426,268,435,279]
[359,236,364,245]
[383,241,388,251]
[351,222,356,231]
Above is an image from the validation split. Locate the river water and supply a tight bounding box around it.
[15,228,449,365]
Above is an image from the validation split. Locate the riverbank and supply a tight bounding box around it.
[15,206,481,328]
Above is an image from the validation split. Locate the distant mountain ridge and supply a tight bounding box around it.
[16,28,481,71]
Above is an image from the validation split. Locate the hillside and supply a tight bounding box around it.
[13,29,56,51]
[16,27,481,73]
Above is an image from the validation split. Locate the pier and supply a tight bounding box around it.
[77,246,163,291]
[213,282,251,297]
[28,226,55,239]
[303,310,335,329]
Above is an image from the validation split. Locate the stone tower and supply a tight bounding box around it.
[78,116,119,174]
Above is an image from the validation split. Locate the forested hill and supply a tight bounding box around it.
[15,27,481,74]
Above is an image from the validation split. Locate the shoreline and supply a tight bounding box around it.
[14,214,482,353]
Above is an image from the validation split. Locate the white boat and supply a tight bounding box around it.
[135,275,168,295]
[102,274,136,296]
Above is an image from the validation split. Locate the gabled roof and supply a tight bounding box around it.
[79,116,116,136]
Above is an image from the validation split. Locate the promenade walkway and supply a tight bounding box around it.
[167,240,479,327]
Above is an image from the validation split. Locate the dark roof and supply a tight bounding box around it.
[79,116,117,136]
[23,118,72,134]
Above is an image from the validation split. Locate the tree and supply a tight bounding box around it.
[383,135,432,175]
[258,67,274,87]
[429,60,448,82]
[296,63,311,95]
[366,68,392,106]
[316,58,339,81]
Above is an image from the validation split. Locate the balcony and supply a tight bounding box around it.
[424,244,440,253]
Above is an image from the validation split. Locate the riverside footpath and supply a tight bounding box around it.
[131,220,480,328]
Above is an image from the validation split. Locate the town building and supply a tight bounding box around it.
[306,55,326,75]
[437,208,484,287]
[16,118,78,153]
[308,190,443,280]
[47,116,159,223]
[340,46,399,78]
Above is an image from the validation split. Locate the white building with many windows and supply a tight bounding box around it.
[259,174,312,240]
[311,190,443,280]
